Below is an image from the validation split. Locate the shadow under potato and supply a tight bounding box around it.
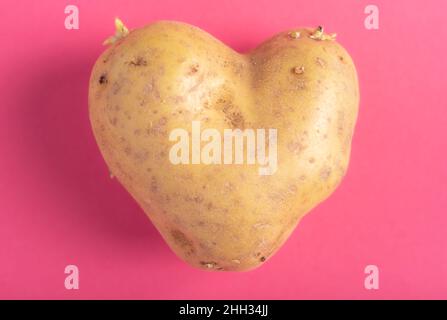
[17,51,167,257]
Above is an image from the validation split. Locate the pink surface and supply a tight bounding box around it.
[0,0,446,299]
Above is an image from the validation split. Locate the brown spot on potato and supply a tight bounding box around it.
[309,157,316,164]
[99,74,108,85]
[260,256,266,262]
[170,95,185,104]
[320,166,332,180]
[287,140,306,155]
[337,110,345,136]
[226,111,244,128]
[184,194,203,203]
[188,63,200,75]
[128,56,147,66]
[135,150,150,162]
[158,117,168,126]
[171,229,195,255]
[146,117,168,136]
[139,99,147,107]
[295,78,306,90]
[110,117,118,126]
[221,104,245,128]
[112,82,121,95]
[150,176,158,193]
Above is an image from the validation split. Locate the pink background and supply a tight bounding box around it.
[0,0,446,299]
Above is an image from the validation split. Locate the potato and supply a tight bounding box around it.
[89,20,359,271]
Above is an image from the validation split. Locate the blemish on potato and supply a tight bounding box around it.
[158,117,168,126]
[227,112,244,128]
[231,62,244,77]
[293,66,305,75]
[288,184,298,193]
[128,56,148,67]
[295,79,306,90]
[150,176,158,193]
[223,182,234,193]
[171,229,195,255]
[170,95,185,104]
[200,261,217,269]
[320,166,332,181]
[268,190,287,203]
[288,31,301,39]
[146,118,167,136]
[308,157,316,164]
[110,117,118,126]
[260,256,266,262]
[184,194,204,203]
[316,57,327,68]
[112,82,122,94]
[99,74,108,85]
[135,150,150,162]
[287,140,306,155]
[253,223,271,229]
[337,110,345,136]
[188,63,200,75]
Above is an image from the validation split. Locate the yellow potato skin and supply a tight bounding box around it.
[89,21,359,271]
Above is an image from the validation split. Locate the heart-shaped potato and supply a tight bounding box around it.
[89,20,359,271]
